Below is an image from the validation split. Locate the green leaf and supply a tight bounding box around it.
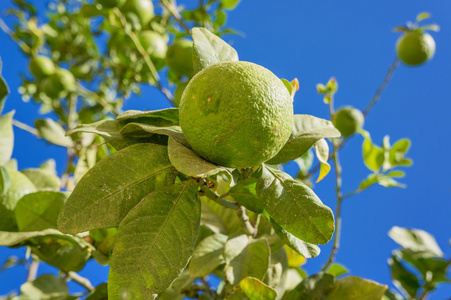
[255,165,335,245]
[416,12,430,22]
[0,229,91,272]
[388,139,411,167]
[189,233,228,278]
[21,168,60,191]
[326,263,349,278]
[191,27,239,73]
[221,0,241,10]
[201,197,243,235]
[168,137,226,178]
[108,181,200,296]
[0,166,11,195]
[228,178,264,213]
[0,59,9,114]
[270,218,320,259]
[67,119,165,151]
[0,111,14,166]
[120,124,188,147]
[314,139,331,183]
[398,250,451,287]
[90,228,118,265]
[388,255,420,298]
[15,191,67,232]
[268,115,340,165]
[236,277,277,300]
[19,274,69,300]
[328,276,387,300]
[361,131,384,172]
[265,247,289,296]
[34,119,73,147]
[287,273,334,300]
[388,226,443,257]
[85,283,108,300]
[0,169,36,231]
[117,108,179,124]
[58,143,176,234]
[383,289,405,300]
[223,235,270,286]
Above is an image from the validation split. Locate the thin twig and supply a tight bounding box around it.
[0,18,32,54]
[199,181,239,209]
[160,0,191,35]
[306,58,400,179]
[112,8,174,104]
[237,206,256,236]
[67,272,94,292]
[363,57,399,117]
[200,277,214,297]
[26,259,39,282]
[13,119,39,136]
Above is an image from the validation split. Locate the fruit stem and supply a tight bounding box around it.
[160,0,191,35]
[199,181,239,210]
[12,119,39,137]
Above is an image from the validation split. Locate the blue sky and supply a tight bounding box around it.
[1,0,450,298]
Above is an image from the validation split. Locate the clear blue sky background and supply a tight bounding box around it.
[1,0,450,298]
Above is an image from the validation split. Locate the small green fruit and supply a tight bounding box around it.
[29,56,55,79]
[70,63,92,80]
[139,31,167,60]
[122,0,154,26]
[166,39,194,78]
[396,31,436,66]
[333,107,364,137]
[40,68,76,99]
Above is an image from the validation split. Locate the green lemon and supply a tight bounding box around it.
[173,80,189,107]
[0,169,36,231]
[122,0,154,26]
[396,31,436,66]
[40,68,76,99]
[166,39,194,77]
[29,56,55,79]
[333,106,364,137]
[139,31,167,60]
[179,61,293,168]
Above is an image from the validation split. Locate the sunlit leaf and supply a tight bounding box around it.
[255,165,334,245]
[268,115,340,165]
[388,255,420,298]
[389,226,443,258]
[314,139,331,183]
[168,137,226,178]
[328,276,387,300]
[35,118,73,147]
[189,233,227,278]
[108,181,200,296]
[223,235,270,286]
[0,111,14,166]
[19,274,69,300]
[15,191,67,231]
[58,143,176,234]
[191,27,238,73]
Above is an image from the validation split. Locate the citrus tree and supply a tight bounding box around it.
[0,1,449,299]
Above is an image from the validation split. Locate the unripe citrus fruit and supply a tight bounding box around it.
[40,68,76,99]
[139,31,167,60]
[166,39,194,77]
[29,56,55,79]
[179,61,293,168]
[122,0,154,26]
[173,81,189,107]
[396,31,435,66]
[333,106,364,137]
